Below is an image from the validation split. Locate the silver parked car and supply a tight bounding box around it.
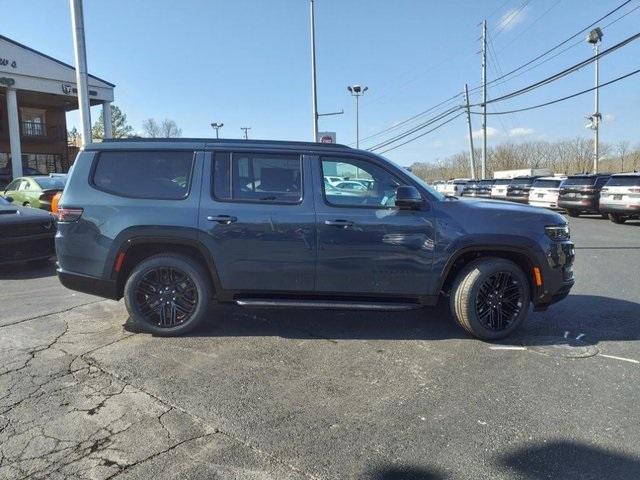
[599,173,640,224]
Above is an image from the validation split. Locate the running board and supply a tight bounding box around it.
[235,299,420,311]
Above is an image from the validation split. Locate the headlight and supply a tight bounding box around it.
[545,224,570,241]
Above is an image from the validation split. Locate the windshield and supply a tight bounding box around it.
[388,161,445,200]
[533,179,562,188]
[511,177,533,186]
[493,179,511,185]
[479,180,494,186]
[34,177,66,190]
[606,176,640,187]
[563,176,596,186]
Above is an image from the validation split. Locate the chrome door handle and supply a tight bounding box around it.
[324,219,354,228]
[206,215,237,224]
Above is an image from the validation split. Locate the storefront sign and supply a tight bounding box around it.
[0,57,17,68]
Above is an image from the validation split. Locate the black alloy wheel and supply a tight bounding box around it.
[134,266,198,328]
[474,271,525,331]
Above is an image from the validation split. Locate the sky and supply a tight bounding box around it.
[4,0,640,166]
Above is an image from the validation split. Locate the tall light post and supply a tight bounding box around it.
[240,127,251,139]
[69,0,92,146]
[586,27,603,174]
[347,85,368,148]
[309,0,319,141]
[210,122,223,139]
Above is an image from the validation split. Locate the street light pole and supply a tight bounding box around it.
[347,85,368,149]
[310,0,319,141]
[481,19,487,180]
[69,0,92,146]
[241,127,251,140]
[587,27,603,174]
[210,122,223,139]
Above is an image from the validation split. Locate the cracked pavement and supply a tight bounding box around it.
[1,217,640,479]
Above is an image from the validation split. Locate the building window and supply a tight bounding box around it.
[20,107,47,137]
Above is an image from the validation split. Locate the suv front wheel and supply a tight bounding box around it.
[124,253,213,336]
[450,258,530,340]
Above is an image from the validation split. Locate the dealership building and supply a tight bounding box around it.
[0,35,114,183]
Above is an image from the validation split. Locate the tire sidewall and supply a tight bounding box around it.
[124,254,212,336]
[453,258,531,340]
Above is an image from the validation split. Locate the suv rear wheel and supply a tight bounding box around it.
[566,210,580,217]
[450,257,530,340]
[608,213,626,224]
[124,253,213,336]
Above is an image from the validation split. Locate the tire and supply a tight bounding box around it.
[450,257,531,340]
[124,253,213,336]
[566,210,580,218]
[24,202,31,208]
[608,213,626,224]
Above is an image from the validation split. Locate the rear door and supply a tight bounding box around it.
[198,150,316,292]
[313,155,435,296]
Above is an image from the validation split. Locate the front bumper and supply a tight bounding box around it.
[0,233,55,265]
[533,241,575,310]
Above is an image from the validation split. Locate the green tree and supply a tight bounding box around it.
[92,104,134,140]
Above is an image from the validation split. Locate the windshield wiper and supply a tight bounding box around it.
[445,195,459,200]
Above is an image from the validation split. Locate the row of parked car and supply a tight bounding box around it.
[434,173,640,224]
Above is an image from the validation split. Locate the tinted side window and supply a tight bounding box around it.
[93,151,193,199]
[595,176,610,187]
[321,157,405,207]
[212,152,302,204]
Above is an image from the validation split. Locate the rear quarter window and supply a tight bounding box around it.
[92,151,194,199]
[606,176,640,187]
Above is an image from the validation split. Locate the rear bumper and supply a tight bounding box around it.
[558,198,598,212]
[57,268,120,300]
[506,195,529,203]
[529,200,558,209]
[599,204,640,215]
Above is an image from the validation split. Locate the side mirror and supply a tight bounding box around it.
[4,196,13,203]
[395,186,423,210]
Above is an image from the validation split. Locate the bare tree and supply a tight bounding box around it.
[141,118,161,138]
[616,140,630,172]
[161,119,182,138]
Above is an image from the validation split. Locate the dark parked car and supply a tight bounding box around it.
[557,174,611,217]
[506,176,541,204]
[0,195,56,266]
[56,139,574,340]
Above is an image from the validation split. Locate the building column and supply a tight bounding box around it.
[6,87,23,179]
[102,101,113,139]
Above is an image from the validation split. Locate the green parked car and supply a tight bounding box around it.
[3,175,67,211]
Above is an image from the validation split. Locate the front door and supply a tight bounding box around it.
[198,150,316,292]
[314,155,435,297]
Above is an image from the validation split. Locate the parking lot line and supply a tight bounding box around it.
[599,354,639,365]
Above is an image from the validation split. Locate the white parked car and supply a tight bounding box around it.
[324,176,345,186]
[442,178,470,196]
[490,179,512,200]
[528,177,566,209]
[334,180,368,192]
[599,172,640,224]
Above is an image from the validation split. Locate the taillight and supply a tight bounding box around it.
[51,192,62,215]
[630,188,640,194]
[57,207,83,222]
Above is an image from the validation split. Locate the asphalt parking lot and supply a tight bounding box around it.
[1,216,639,480]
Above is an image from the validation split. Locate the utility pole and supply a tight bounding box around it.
[586,28,603,174]
[309,0,319,141]
[240,127,251,140]
[464,84,476,179]
[210,122,223,139]
[481,19,487,180]
[69,0,92,146]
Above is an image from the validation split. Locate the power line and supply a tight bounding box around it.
[492,0,533,39]
[473,30,640,106]
[471,0,634,92]
[368,106,462,152]
[470,67,640,115]
[377,113,465,155]
[497,0,562,51]
[356,93,462,146]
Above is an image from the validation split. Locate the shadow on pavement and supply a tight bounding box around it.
[123,294,640,343]
[0,258,56,280]
[497,440,640,480]
[368,465,447,480]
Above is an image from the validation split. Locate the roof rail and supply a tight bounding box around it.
[100,138,352,149]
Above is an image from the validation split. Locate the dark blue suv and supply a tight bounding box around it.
[56,139,574,340]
